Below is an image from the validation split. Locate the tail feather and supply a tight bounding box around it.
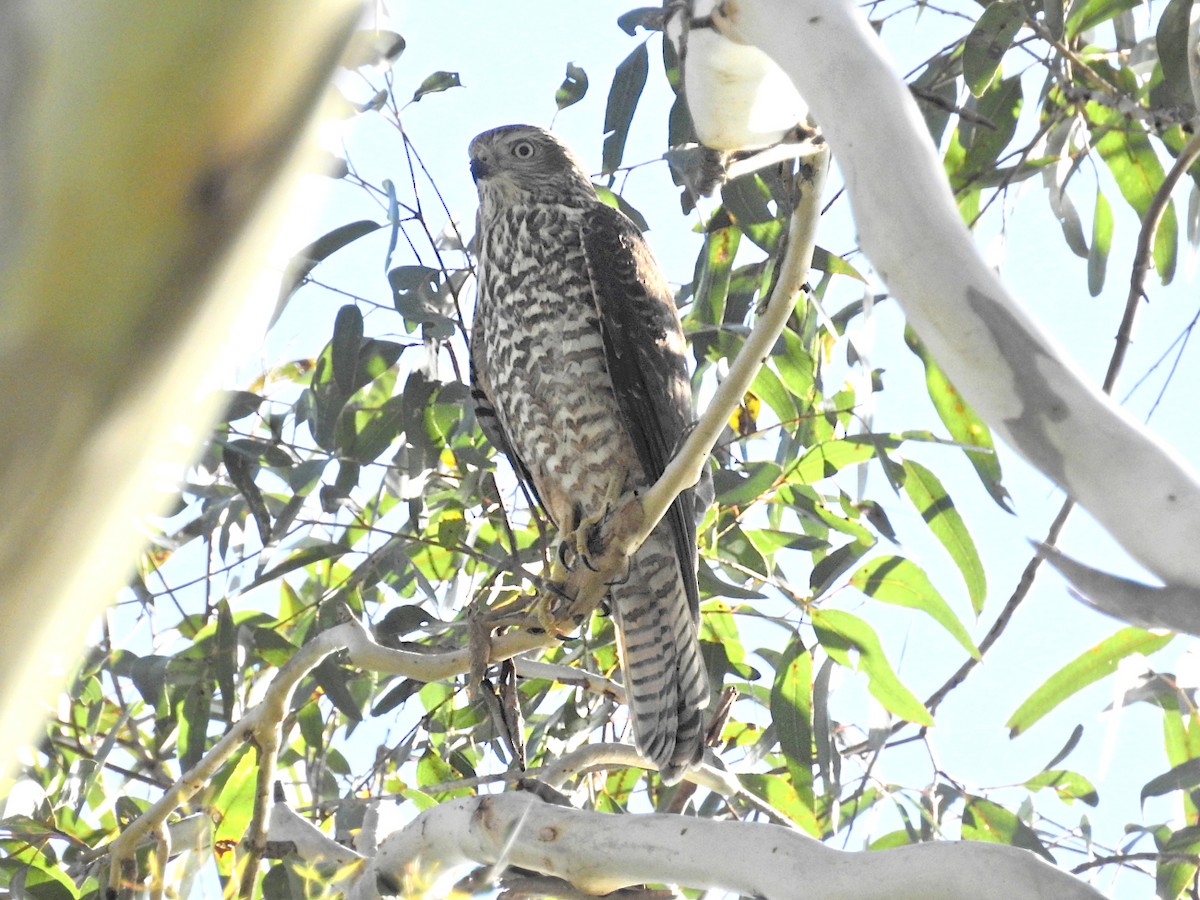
[612,524,709,783]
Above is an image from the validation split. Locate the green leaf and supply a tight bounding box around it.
[1007,627,1174,736]
[795,437,890,484]
[1158,825,1200,899]
[592,184,650,231]
[904,328,1010,510]
[1047,182,1088,259]
[340,30,406,70]
[715,461,781,507]
[314,658,364,722]
[1064,0,1140,38]
[850,555,980,658]
[218,390,265,423]
[900,459,987,614]
[810,540,873,596]
[555,62,588,111]
[274,220,381,324]
[213,748,258,845]
[723,173,776,225]
[739,773,822,837]
[812,608,933,726]
[770,641,815,795]
[245,541,348,592]
[215,600,237,724]
[962,75,1022,172]
[774,329,816,406]
[1093,104,1177,283]
[1155,0,1199,118]
[331,304,364,395]
[411,70,462,102]
[221,439,272,544]
[751,364,798,427]
[810,247,866,281]
[1142,757,1200,804]
[1024,769,1099,806]
[1088,188,1113,296]
[962,795,1054,861]
[177,679,212,771]
[5,857,79,900]
[382,178,400,272]
[601,41,648,175]
[349,395,406,463]
[692,225,740,337]
[963,1,1025,96]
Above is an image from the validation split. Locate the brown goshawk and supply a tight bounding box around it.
[468,124,709,782]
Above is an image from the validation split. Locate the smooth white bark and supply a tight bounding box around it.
[350,793,1104,899]
[708,0,1200,623]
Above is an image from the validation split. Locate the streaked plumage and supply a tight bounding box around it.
[468,124,709,782]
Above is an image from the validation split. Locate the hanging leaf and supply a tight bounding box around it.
[795,436,903,485]
[213,748,258,846]
[1151,0,1197,118]
[331,304,364,395]
[812,608,933,726]
[739,773,822,835]
[1024,769,1099,806]
[555,62,588,111]
[411,71,462,103]
[1088,188,1113,296]
[1064,0,1141,39]
[963,1,1025,97]
[1142,758,1200,804]
[692,223,740,337]
[1047,182,1088,259]
[274,220,382,326]
[900,459,987,614]
[961,75,1022,172]
[850,555,980,658]
[1092,103,1177,283]
[962,795,1055,861]
[770,640,815,797]
[592,184,650,231]
[904,328,1010,510]
[1007,627,1174,736]
[340,30,406,70]
[601,41,649,175]
[382,178,400,272]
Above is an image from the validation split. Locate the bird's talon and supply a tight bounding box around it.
[557,540,575,572]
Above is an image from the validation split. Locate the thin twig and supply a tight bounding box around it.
[1105,132,1200,393]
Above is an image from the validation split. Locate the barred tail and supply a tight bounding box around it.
[611,524,709,784]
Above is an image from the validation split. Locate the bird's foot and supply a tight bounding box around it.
[557,477,627,575]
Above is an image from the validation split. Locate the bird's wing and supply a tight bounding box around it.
[469,310,543,509]
[580,203,701,616]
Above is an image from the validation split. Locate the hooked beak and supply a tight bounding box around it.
[469,157,489,182]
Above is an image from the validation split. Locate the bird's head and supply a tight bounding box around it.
[469,125,597,209]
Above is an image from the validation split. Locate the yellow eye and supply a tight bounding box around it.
[511,140,536,160]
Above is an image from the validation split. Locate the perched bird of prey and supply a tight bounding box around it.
[468,125,710,782]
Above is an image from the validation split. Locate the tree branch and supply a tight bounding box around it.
[1106,132,1200,393]
[351,792,1105,899]
[711,0,1200,630]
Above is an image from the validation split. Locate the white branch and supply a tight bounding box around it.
[511,658,627,702]
[352,793,1104,899]
[708,0,1200,624]
[641,148,829,549]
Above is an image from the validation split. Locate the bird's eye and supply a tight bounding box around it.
[511,140,537,160]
